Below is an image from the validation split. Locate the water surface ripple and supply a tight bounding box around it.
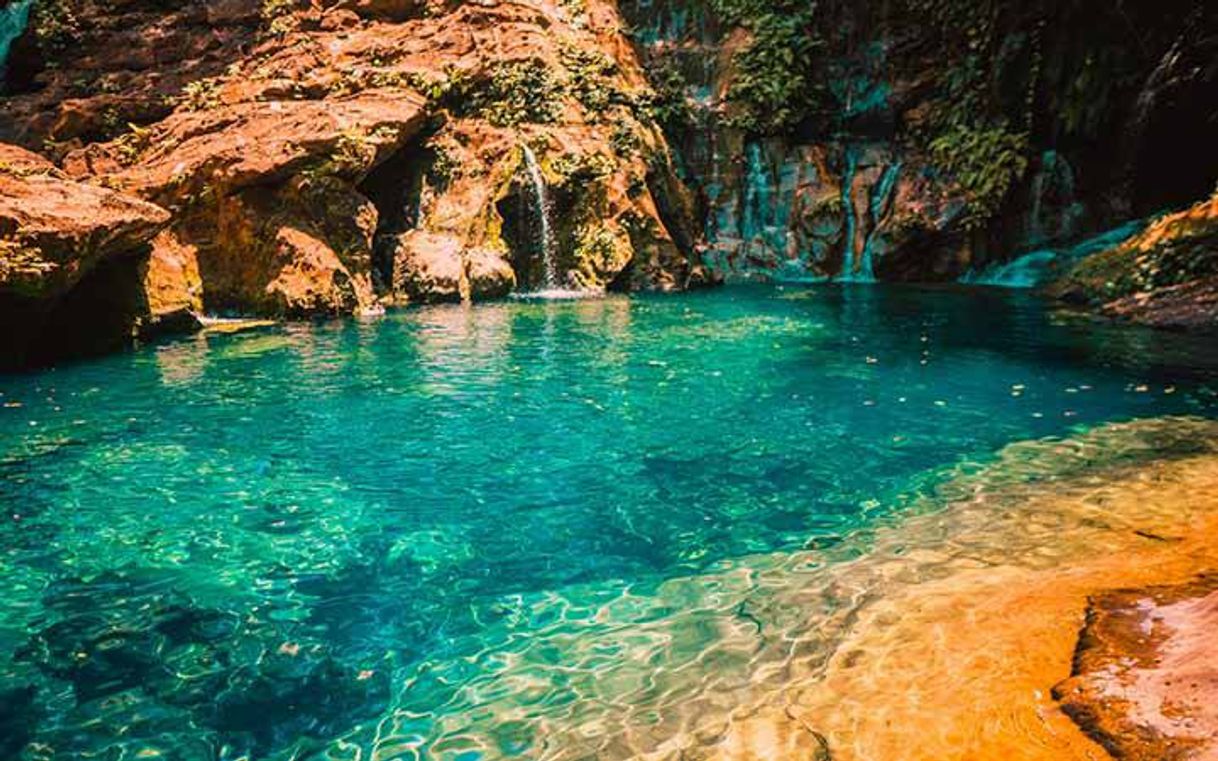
[1,285,1216,759]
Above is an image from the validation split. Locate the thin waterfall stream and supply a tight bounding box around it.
[522,145,560,292]
[0,0,33,83]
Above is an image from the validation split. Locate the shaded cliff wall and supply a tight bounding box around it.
[620,0,1218,282]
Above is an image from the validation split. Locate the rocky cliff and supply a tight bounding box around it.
[618,0,1217,283]
[0,0,709,366]
[1,0,1216,366]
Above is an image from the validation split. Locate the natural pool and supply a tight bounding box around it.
[2,284,1218,760]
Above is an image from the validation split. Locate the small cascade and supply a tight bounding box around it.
[961,220,1145,289]
[856,162,901,281]
[1025,150,1084,247]
[960,250,1059,288]
[741,141,774,248]
[837,147,863,282]
[0,0,34,84]
[521,145,560,292]
[514,146,591,300]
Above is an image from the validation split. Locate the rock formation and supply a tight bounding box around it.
[1,0,1216,365]
[0,0,709,365]
[618,0,1218,283]
[1054,575,1218,761]
[0,143,176,365]
[1050,191,1218,330]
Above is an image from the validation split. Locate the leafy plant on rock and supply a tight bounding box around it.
[710,0,828,135]
[32,0,81,62]
[261,0,299,36]
[469,60,564,127]
[929,122,1029,229]
[560,44,624,120]
[179,78,223,111]
[640,59,693,131]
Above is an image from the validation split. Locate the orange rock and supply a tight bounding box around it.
[389,230,466,303]
[0,144,169,301]
[268,226,367,315]
[1054,577,1218,761]
[137,229,204,335]
[3,0,705,347]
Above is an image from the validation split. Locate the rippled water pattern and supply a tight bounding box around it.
[1,285,1217,760]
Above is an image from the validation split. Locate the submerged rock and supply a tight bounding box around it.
[1053,576,1218,761]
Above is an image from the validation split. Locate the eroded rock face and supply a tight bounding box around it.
[0,143,176,365]
[0,144,168,300]
[617,0,1218,284]
[0,0,706,355]
[1053,576,1218,761]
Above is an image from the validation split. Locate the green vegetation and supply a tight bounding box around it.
[610,122,642,158]
[552,150,616,184]
[571,224,626,285]
[112,123,157,166]
[560,44,624,119]
[894,1,1030,227]
[726,13,823,133]
[1063,207,1218,302]
[425,135,461,187]
[710,0,826,134]
[640,60,693,131]
[31,0,81,62]
[261,0,298,36]
[469,60,565,127]
[179,78,223,111]
[929,123,1029,229]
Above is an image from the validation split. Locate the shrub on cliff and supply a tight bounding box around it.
[467,60,564,127]
[711,0,828,135]
[929,122,1029,229]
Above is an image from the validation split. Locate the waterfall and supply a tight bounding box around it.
[959,250,1059,288]
[857,162,901,282]
[961,220,1145,289]
[837,147,862,281]
[0,0,34,85]
[522,145,560,292]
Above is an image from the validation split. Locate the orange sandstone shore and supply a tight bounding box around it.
[701,419,1218,761]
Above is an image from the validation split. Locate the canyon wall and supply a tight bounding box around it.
[1,0,1216,366]
[619,0,1218,283]
[0,0,710,366]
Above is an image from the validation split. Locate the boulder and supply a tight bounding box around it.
[77,92,430,203]
[390,231,465,303]
[268,227,366,316]
[465,248,516,299]
[0,144,169,301]
[138,230,205,337]
[0,143,176,365]
[1053,576,1218,760]
[1050,191,1218,330]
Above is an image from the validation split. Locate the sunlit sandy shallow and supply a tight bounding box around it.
[2,285,1217,759]
[701,417,1218,761]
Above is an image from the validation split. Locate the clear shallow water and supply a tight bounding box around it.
[2,284,1217,759]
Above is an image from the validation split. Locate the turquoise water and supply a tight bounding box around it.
[2,285,1217,759]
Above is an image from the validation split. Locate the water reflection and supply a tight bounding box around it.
[1,285,1216,759]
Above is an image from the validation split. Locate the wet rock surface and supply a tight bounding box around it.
[1053,576,1218,761]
